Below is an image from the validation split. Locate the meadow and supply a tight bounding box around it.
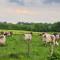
[0,30,60,60]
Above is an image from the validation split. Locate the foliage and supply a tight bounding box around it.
[0,22,60,32]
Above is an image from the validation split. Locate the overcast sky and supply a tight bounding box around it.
[0,0,60,23]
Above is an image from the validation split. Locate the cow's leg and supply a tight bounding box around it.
[55,41,59,46]
[52,39,56,46]
[45,41,48,47]
[50,42,52,46]
[43,41,46,46]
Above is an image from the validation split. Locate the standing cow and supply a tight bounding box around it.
[42,32,58,46]
[0,34,6,45]
[24,33,32,41]
[24,32,32,56]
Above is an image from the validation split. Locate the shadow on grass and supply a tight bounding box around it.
[0,52,31,59]
[0,44,7,47]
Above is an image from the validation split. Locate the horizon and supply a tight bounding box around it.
[0,21,60,24]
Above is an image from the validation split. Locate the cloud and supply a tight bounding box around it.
[0,0,60,23]
[43,0,60,5]
[9,0,60,7]
[44,0,60,3]
[9,0,43,7]
[9,0,24,6]
[1,0,60,7]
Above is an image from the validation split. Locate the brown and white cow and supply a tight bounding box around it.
[42,32,59,46]
[0,32,13,36]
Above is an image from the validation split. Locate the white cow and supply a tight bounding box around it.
[24,33,32,41]
[24,32,32,56]
[0,35,6,45]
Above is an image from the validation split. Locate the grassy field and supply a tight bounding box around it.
[0,30,60,60]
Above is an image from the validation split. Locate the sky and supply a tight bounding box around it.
[0,0,60,24]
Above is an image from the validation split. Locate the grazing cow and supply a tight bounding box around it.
[0,32,13,36]
[24,32,32,56]
[42,32,58,46]
[24,32,32,41]
[0,35,6,45]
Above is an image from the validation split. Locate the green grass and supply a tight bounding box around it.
[0,30,60,60]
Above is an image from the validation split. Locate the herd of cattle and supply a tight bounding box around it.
[0,31,60,47]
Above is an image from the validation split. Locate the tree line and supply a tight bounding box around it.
[0,22,60,32]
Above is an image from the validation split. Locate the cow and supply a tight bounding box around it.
[42,32,59,46]
[0,32,13,36]
[0,34,6,45]
[24,32,32,56]
[24,32,32,41]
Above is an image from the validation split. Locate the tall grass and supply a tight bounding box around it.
[0,30,60,60]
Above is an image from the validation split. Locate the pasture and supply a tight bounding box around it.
[0,30,60,60]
